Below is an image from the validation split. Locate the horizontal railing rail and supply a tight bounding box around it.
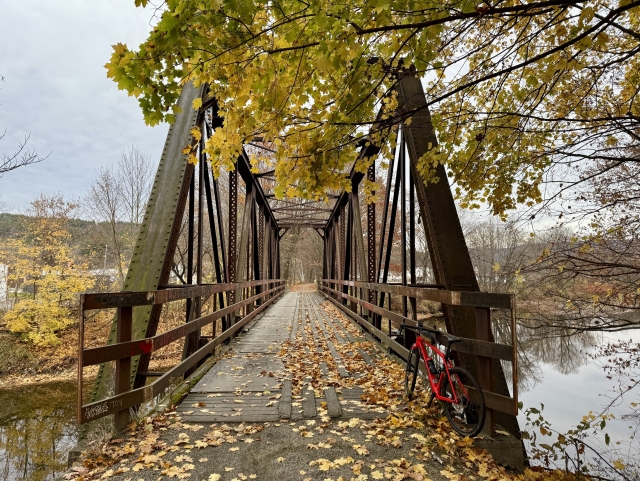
[78,279,285,426]
[319,279,518,420]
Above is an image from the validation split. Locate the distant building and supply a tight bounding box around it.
[0,264,7,302]
[88,268,118,281]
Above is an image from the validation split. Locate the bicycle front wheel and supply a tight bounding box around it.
[440,367,486,437]
[404,346,420,400]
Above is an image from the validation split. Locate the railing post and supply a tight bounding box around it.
[475,307,494,436]
[350,284,357,313]
[115,306,132,432]
[77,295,85,425]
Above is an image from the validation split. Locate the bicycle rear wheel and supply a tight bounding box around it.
[440,367,486,437]
[404,346,420,400]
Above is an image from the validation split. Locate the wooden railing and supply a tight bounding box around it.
[319,279,517,434]
[78,279,285,427]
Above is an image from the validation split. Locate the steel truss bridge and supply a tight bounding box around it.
[77,71,520,443]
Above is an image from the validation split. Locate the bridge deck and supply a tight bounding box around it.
[76,289,514,481]
[176,290,386,423]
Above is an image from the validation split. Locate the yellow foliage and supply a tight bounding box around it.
[1,195,94,346]
[105,0,640,215]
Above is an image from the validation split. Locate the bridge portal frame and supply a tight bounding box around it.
[82,69,521,441]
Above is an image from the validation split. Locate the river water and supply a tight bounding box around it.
[0,381,78,480]
[0,328,637,479]
[516,327,639,472]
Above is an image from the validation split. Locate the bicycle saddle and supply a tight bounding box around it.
[439,332,463,345]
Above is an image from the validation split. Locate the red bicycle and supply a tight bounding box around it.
[401,323,486,437]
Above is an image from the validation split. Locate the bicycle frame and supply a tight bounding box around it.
[411,333,466,405]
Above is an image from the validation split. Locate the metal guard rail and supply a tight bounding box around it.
[78,279,285,425]
[319,279,518,416]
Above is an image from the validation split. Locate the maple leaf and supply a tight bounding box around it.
[122,443,136,454]
[353,444,370,455]
[441,469,459,481]
[162,465,184,478]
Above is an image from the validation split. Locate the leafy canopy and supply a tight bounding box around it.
[107,0,640,216]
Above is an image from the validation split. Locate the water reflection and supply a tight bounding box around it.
[0,381,78,481]
[492,316,596,392]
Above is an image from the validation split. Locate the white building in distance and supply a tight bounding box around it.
[0,264,8,305]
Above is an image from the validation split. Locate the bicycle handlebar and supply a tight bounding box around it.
[398,323,461,347]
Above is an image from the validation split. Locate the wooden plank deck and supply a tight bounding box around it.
[176,290,387,423]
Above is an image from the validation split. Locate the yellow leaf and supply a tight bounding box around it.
[613,459,625,470]
[192,97,203,110]
[190,127,202,142]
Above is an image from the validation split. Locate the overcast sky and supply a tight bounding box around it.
[0,0,168,213]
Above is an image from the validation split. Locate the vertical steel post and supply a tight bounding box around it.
[336,219,340,296]
[344,195,354,311]
[213,177,227,279]
[77,296,85,424]
[374,147,396,329]
[322,227,328,281]
[258,206,264,298]
[378,146,402,321]
[236,186,252,316]
[203,163,225,318]
[476,307,495,436]
[187,176,195,284]
[197,147,204,312]
[409,167,417,321]
[340,207,346,283]
[276,228,281,279]
[115,306,132,432]
[252,196,261,306]
[228,164,238,319]
[213,176,229,329]
[400,134,408,319]
[367,164,376,321]
[352,185,369,318]
[183,172,196,359]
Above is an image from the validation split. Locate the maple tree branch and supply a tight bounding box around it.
[265,42,320,54]
[346,0,588,35]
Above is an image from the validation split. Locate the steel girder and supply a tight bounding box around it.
[320,71,520,439]
[91,84,282,409]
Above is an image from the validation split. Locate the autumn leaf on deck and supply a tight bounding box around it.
[352,444,370,455]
